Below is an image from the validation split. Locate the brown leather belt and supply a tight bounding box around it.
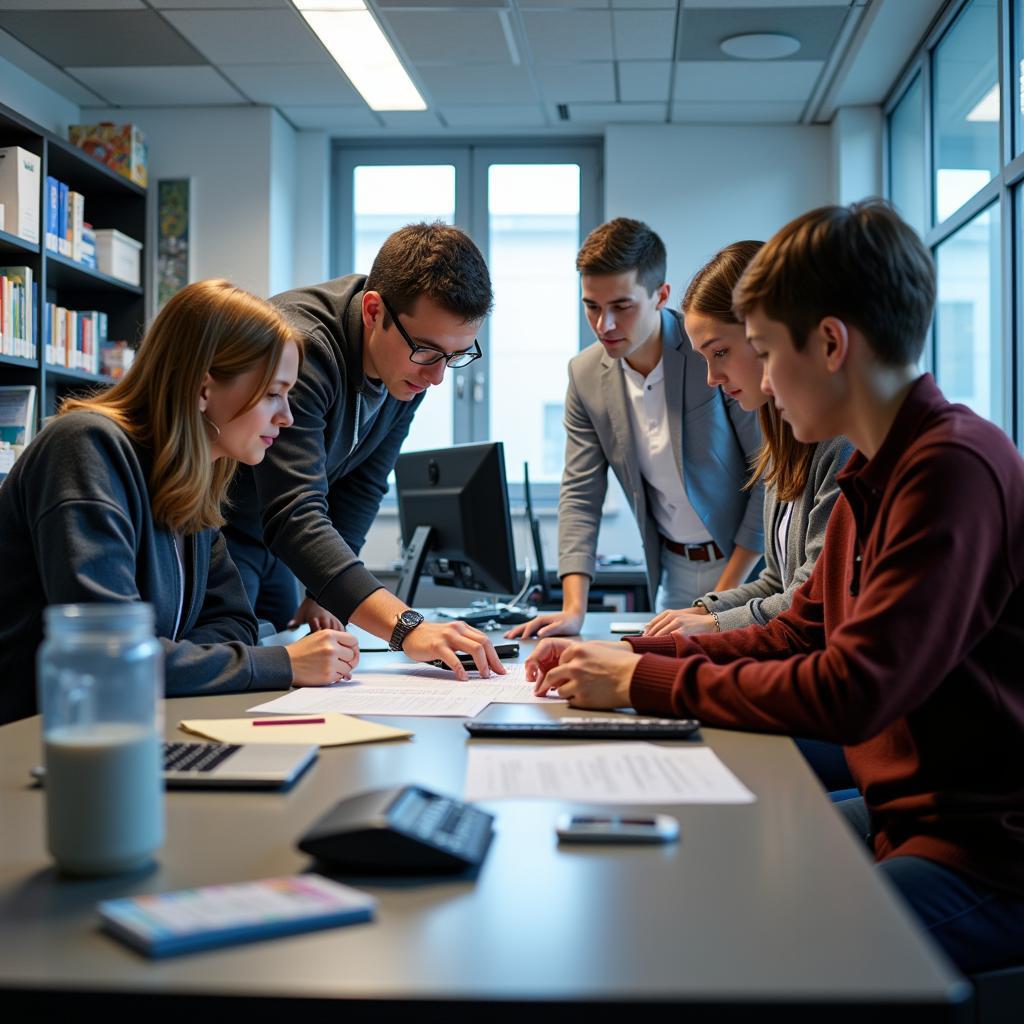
[660,536,723,562]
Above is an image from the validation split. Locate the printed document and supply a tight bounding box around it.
[463,743,756,805]
[357,662,564,705]
[248,687,490,719]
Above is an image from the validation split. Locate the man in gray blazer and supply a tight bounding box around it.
[509,219,764,639]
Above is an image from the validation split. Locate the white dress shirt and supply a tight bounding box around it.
[621,358,711,545]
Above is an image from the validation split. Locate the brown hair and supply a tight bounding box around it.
[62,279,300,534]
[576,217,667,294]
[365,221,493,327]
[732,199,936,365]
[684,241,813,503]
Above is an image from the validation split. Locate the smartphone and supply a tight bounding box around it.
[555,813,679,844]
[430,642,519,671]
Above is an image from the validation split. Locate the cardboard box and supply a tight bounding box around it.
[68,123,148,188]
[95,228,142,286]
[0,147,40,243]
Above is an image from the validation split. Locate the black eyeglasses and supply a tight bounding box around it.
[379,295,482,368]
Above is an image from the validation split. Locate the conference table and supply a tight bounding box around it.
[0,614,970,1018]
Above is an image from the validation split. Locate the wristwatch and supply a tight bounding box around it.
[389,609,425,652]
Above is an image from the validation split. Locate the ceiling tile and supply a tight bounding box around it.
[521,11,613,61]
[281,105,378,129]
[568,101,666,123]
[383,11,511,64]
[148,0,287,7]
[0,0,144,7]
[161,9,326,65]
[518,0,610,6]
[612,11,675,60]
[68,65,247,105]
[686,1,849,6]
[670,100,805,123]
[221,63,361,106]
[673,60,823,102]
[0,11,204,66]
[417,63,536,104]
[610,0,675,7]
[677,5,848,62]
[441,104,546,126]
[378,110,443,128]
[0,26,108,104]
[618,61,671,101]
[535,62,615,102]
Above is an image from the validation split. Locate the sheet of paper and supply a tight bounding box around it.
[463,743,756,805]
[247,687,490,718]
[356,662,565,705]
[179,713,411,748]
[258,623,389,652]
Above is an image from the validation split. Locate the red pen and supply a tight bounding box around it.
[252,717,326,727]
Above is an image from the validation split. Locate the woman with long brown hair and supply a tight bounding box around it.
[644,242,852,638]
[0,279,357,724]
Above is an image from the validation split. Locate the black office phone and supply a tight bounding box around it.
[298,784,495,874]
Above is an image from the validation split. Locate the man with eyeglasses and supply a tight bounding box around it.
[223,222,505,678]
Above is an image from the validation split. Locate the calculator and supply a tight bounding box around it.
[464,717,701,740]
[298,784,495,874]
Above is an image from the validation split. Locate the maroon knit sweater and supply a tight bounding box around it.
[627,376,1024,894]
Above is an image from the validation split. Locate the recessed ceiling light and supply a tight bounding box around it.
[720,33,801,60]
[293,0,426,111]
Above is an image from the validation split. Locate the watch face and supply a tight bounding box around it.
[400,610,423,626]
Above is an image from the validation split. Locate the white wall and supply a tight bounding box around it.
[0,53,80,136]
[292,130,331,287]
[831,106,883,205]
[604,124,834,296]
[81,105,277,301]
[269,110,297,296]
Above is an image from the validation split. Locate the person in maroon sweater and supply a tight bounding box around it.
[526,200,1024,973]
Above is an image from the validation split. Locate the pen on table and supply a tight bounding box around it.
[252,717,326,727]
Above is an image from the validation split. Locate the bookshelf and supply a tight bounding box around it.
[0,100,147,428]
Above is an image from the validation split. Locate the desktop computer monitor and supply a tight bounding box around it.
[394,442,518,607]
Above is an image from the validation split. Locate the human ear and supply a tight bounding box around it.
[362,290,383,333]
[818,316,849,373]
[198,372,213,413]
[655,283,671,309]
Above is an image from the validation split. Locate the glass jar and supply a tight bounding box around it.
[37,603,164,876]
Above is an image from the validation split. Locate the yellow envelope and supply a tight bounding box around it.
[179,713,412,748]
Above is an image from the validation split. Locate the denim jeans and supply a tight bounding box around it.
[834,795,1024,972]
[223,528,301,632]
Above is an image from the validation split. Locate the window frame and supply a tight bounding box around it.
[331,138,604,502]
[883,0,1023,446]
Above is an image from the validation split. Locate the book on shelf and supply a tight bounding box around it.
[57,180,69,257]
[0,266,34,360]
[44,302,108,375]
[68,190,84,261]
[45,176,59,252]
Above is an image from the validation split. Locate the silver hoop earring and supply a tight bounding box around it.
[202,412,221,440]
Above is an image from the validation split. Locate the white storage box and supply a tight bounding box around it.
[94,228,142,286]
[0,147,40,243]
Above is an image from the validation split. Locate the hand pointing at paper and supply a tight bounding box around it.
[527,639,639,709]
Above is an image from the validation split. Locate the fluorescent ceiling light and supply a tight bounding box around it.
[967,83,999,122]
[720,33,800,60]
[294,0,426,111]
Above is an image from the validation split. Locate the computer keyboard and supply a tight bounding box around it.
[163,742,239,773]
[464,717,701,740]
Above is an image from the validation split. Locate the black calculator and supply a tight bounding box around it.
[464,717,701,740]
[298,784,494,874]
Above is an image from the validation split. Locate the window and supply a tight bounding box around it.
[889,74,927,237]
[932,0,1000,223]
[885,0,1023,449]
[335,143,600,488]
[935,205,1002,424]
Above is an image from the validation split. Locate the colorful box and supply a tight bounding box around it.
[68,123,148,188]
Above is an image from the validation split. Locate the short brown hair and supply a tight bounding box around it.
[365,221,492,327]
[732,199,935,366]
[63,280,301,534]
[576,217,666,294]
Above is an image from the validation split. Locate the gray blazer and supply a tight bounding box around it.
[558,309,764,604]
[699,435,853,629]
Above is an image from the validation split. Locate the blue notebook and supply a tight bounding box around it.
[99,874,376,958]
